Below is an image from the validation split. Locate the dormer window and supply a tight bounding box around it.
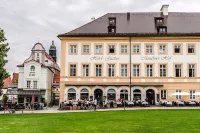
[158,26,167,33]
[155,18,164,26]
[108,27,116,34]
[109,18,116,26]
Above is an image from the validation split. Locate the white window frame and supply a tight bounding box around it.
[176,90,181,100]
[83,65,89,77]
[96,45,102,54]
[83,45,89,53]
[70,64,76,76]
[146,45,153,54]
[189,64,195,77]
[188,45,194,53]
[159,45,166,53]
[146,64,153,77]
[33,81,37,89]
[96,65,102,77]
[121,45,127,53]
[175,64,182,77]
[160,64,166,77]
[133,45,139,53]
[121,64,127,77]
[70,45,77,54]
[161,90,166,100]
[27,81,31,88]
[108,64,115,77]
[133,64,140,77]
[190,90,195,100]
[109,45,115,53]
[174,45,181,53]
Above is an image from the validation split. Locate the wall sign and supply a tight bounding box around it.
[141,56,172,61]
[90,56,120,61]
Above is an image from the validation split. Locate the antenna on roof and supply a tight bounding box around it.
[91,17,95,21]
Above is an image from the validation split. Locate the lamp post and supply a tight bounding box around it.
[123,90,126,110]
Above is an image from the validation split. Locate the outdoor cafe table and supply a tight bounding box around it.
[127,102,134,105]
[189,102,196,106]
[166,102,172,106]
[142,101,148,105]
[177,101,184,106]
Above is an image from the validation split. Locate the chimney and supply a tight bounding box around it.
[127,12,130,21]
[160,5,169,16]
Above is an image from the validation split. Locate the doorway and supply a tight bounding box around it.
[94,89,103,106]
[146,89,155,105]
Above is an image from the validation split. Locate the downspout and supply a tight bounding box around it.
[129,37,132,101]
[51,72,54,106]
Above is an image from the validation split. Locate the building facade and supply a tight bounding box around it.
[16,42,60,104]
[58,5,200,105]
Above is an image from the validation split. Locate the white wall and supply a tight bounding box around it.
[65,42,200,77]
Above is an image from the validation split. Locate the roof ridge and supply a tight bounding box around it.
[64,13,109,35]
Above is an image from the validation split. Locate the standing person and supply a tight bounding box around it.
[94,98,97,111]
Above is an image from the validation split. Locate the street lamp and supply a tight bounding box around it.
[123,90,126,110]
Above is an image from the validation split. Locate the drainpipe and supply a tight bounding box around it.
[129,37,132,101]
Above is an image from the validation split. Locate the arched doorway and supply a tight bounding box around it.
[133,89,141,100]
[107,89,116,101]
[94,89,103,106]
[68,88,76,100]
[146,89,155,105]
[120,89,128,100]
[80,88,89,100]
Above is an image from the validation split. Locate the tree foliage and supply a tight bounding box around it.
[0,29,10,96]
[2,95,8,105]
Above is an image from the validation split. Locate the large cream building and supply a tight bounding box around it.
[58,5,200,105]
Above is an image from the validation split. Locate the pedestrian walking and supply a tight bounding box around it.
[94,98,97,111]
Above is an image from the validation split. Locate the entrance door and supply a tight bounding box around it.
[94,89,103,106]
[146,89,155,105]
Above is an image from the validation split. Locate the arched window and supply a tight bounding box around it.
[133,89,141,100]
[80,88,89,100]
[68,88,76,100]
[107,89,116,101]
[120,89,128,100]
[30,66,35,72]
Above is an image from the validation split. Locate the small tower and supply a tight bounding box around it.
[49,40,57,62]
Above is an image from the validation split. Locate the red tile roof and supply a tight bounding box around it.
[3,77,12,89]
[12,73,19,83]
[53,74,60,83]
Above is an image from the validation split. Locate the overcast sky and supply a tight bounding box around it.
[1,0,200,74]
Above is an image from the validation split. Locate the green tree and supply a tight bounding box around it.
[0,29,10,96]
[2,95,8,105]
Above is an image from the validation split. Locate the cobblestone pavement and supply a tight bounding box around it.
[0,106,200,114]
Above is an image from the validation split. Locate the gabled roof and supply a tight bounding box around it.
[58,12,200,37]
[31,42,45,51]
[3,77,12,89]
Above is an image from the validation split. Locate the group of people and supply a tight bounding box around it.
[63,98,98,111]
[62,98,151,110]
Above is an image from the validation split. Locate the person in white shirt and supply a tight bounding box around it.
[94,99,97,111]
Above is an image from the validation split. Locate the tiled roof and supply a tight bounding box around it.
[58,12,200,37]
[53,74,60,83]
[3,77,12,89]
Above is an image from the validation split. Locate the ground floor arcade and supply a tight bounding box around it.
[61,83,200,105]
[63,86,159,105]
